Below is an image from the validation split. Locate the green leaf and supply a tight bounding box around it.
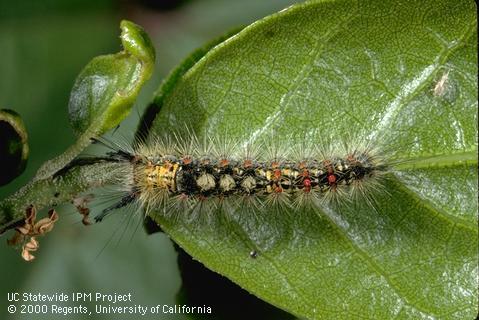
[148,0,478,318]
[0,109,28,185]
[69,20,155,136]
[35,20,155,180]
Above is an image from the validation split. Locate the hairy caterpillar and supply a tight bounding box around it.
[92,132,392,222]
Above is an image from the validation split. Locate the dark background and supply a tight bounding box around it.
[0,1,299,319]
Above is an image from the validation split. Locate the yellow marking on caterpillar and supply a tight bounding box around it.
[144,161,179,191]
[265,170,272,181]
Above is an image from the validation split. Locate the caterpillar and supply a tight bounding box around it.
[92,132,391,222]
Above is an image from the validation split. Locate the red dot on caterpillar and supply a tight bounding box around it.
[327,174,337,185]
[273,169,282,180]
[243,159,253,168]
[300,169,309,177]
[181,156,192,165]
[303,178,311,193]
[219,158,229,167]
[303,178,311,187]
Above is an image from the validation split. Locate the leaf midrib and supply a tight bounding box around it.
[392,150,478,170]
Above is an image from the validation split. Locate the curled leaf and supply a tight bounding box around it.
[68,20,155,136]
[21,237,38,262]
[72,194,94,225]
[7,206,59,262]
